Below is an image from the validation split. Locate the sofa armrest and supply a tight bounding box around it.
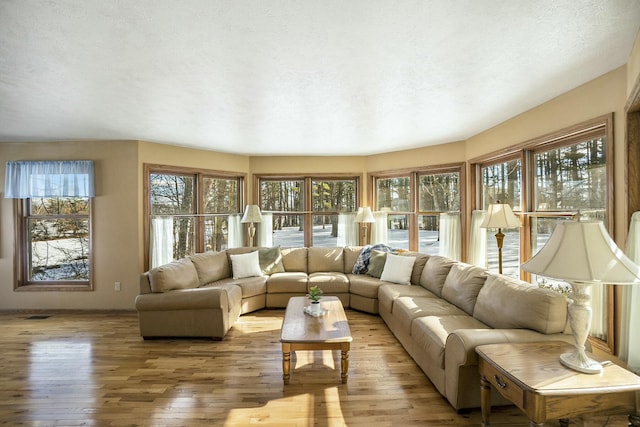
[445,328,573,369]
[135,286,230,312]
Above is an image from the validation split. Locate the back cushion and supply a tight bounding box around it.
[281,247,308,272]
[308,247,344,272]
[148,258,199,293]
[189,251,230,285]
[474,274,568,334]
[419,256,456,297]
[440,263,488,315]
[402,251,429,285]
[343,246,364,273]
[258,246,285,274]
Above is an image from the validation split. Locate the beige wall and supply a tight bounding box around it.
[0,140,140,310]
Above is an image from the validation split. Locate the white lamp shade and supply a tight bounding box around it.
[354,207,375,223]
[479,203,520,229]
[241,205,263,223]
[521,220,640,284]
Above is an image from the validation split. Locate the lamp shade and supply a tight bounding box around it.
[479,203,520,229]
[354,207,375,223]
[521,220,640,284]
[241,205,263,223]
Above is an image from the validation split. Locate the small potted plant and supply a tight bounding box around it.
[307,285,323,314]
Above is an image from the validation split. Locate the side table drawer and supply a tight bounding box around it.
[481,362,524,408]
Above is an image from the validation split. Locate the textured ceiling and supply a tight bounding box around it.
[1,1,639,156]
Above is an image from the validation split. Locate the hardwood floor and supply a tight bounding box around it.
[0,310,631,426]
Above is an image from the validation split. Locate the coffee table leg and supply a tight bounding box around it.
[282,344,291,385]
[341,349,349,384]
[480,374,491,426]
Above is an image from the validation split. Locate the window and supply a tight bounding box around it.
[372,165,464,253]
[6,160,95,290]
[145,165,243,268]
[479,157,522,276]
[258,176,359,247]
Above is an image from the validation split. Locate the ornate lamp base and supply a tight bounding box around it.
[559,349,603,374]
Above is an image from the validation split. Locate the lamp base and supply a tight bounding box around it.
[559,349,603,374]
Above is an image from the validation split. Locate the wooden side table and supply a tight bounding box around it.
[476,341,640,427]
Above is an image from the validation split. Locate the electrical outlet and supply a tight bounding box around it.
[114,282,121,292]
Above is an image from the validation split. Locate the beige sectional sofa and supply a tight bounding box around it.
[136,245,572,410]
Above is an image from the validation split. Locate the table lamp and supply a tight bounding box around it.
[354,207,375,245]
[241,205,263,247]
[480,202,520,274]
[521,218,640,374]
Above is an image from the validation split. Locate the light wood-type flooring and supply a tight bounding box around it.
[0,309,631,426]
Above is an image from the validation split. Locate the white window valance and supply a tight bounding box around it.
[4,160,95,198]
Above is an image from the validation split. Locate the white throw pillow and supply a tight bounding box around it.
[230,251,263,279]
[380,253,416,285]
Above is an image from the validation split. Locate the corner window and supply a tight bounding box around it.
[372,165,464,254]
[145,165,244,269]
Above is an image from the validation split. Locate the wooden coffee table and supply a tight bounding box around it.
[476,341,640,427]
[280,296,352,384]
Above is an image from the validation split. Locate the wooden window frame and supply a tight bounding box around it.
[143,163,245,270]
[255,174,361,247]
[14,197,94,291]
[369,163,465,253]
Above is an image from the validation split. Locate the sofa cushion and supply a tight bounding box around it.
[440,263,488,315]
[406,252,429,285]
[267,272,308,293]
[343,246,364,273]
[412,315,490,369]
[308,247,344,272]
[348,274,388,299]
[210,276,268,298]
[148,258,200,293]
[230,251,263,279]
[258,246,285,275]
[378,284,436,314]
[420,256,456,297]
[281,247,308,273]
[474,274,568,334]
[308,272,349,293]
[380,253,416,285]
[366,250,387,278]
[189,251,230,285]
[393,296,467,333]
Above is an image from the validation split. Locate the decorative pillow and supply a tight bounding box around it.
[230,251,263,279]
[148,258,199,293]
[380,253,416,285]
[258,246,285,275]
[366,250,387,278]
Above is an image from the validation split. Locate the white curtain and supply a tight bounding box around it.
[585,209,608,340]
[621,211,640,373]
[150,217,174,268]
[227,214,243,248]
[371,211,388,245]
[337,212,357,246]
[438,212,461,260]
[468,210,488,267]
[5,160,95,198]
[258,212,273,247]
